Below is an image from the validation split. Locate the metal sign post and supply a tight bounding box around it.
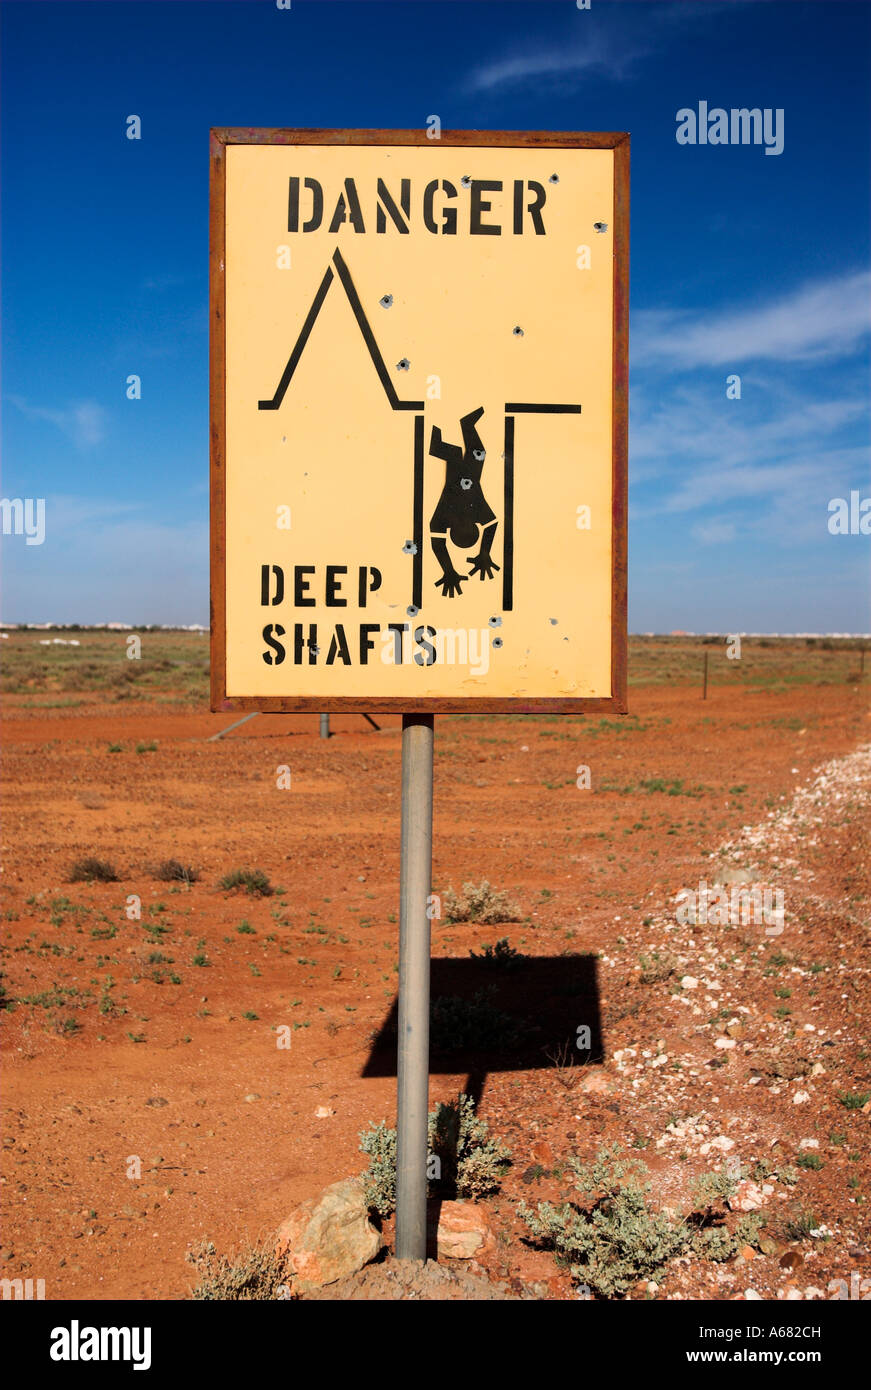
[395,713,434,1259]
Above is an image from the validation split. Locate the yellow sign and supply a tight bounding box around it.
[210,130,628,712]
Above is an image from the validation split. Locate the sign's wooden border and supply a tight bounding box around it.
[210,128,629,714]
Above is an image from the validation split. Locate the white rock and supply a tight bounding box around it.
[314,1106,335,1118]
[745,1289,763,1301]
[793,1090,811,1105]
[798,1139,819,1149]
[681,976,699,990]
[786,1288,803,1301]
[714,1038,736,1050]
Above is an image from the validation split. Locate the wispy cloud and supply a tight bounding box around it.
[462,0,737,95]
[8,396,108,449]
[464,30,644,94]
[633,270,871,368]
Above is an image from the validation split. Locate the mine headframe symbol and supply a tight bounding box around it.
[257,246,582,611]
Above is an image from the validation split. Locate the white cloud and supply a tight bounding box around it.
[633,270,871,368]
[8,396,108,449]
[462,0,738,95]
[464,31,642,93]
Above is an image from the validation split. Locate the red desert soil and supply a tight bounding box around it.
[1,684,869,1300]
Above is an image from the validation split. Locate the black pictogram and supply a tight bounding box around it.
[428,407,498,599]
[257,248,582,612]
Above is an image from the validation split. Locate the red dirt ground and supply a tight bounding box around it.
[2,683,869,1300]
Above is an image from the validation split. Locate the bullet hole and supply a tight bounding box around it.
[402,540,417,555]
[512,326,524,337]
[549,173,559,183]
[379,294,393,308]
[396,358,410,371]
[492,637,503,649]
[461,175,471,188]
[472,448,485,462]
[460,477,473,491]
[310,645,320,657]
[549,618,558,625]
[594,221,608,234]
[407,605,419,617]
[488,616,502,628]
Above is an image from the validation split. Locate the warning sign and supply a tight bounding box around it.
[210,129,628,712]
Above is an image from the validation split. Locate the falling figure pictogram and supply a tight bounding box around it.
[428,407,499,598]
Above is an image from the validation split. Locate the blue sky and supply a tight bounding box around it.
[1,0,869,630]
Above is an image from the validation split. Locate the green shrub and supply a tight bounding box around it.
[519,1146,764,1299]
[359,1121,397,1218]
[359,1093,511,1216]
[219,868,273,897]
[469,938,521,969]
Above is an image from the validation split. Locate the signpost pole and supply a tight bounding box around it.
[395,712,434,1261]
[319,713,330,740]
[702,650,709,701]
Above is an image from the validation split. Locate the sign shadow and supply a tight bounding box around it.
[362,952,604,1106]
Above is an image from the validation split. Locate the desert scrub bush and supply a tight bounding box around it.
[68,856,118,884]
[187,1238,291,1300]
[441,880,520,925]
[359,1093,511,1216]
[519,1147,764,1298]
[639,950,677,985]
[430,1093,511,1200]
[358,1121,397,1218]
[430,987,521,1050]
[155,859,200,884]
[469,938,521,969]
[218,867,273,897]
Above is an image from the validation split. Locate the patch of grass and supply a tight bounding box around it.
[69,857,118,883]
[838,1091,870,1110]
[219,868,273,897]
[795,1152,823,1171]
[781,1206,818,1241]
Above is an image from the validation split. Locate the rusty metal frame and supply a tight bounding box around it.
[210,127,629,714]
